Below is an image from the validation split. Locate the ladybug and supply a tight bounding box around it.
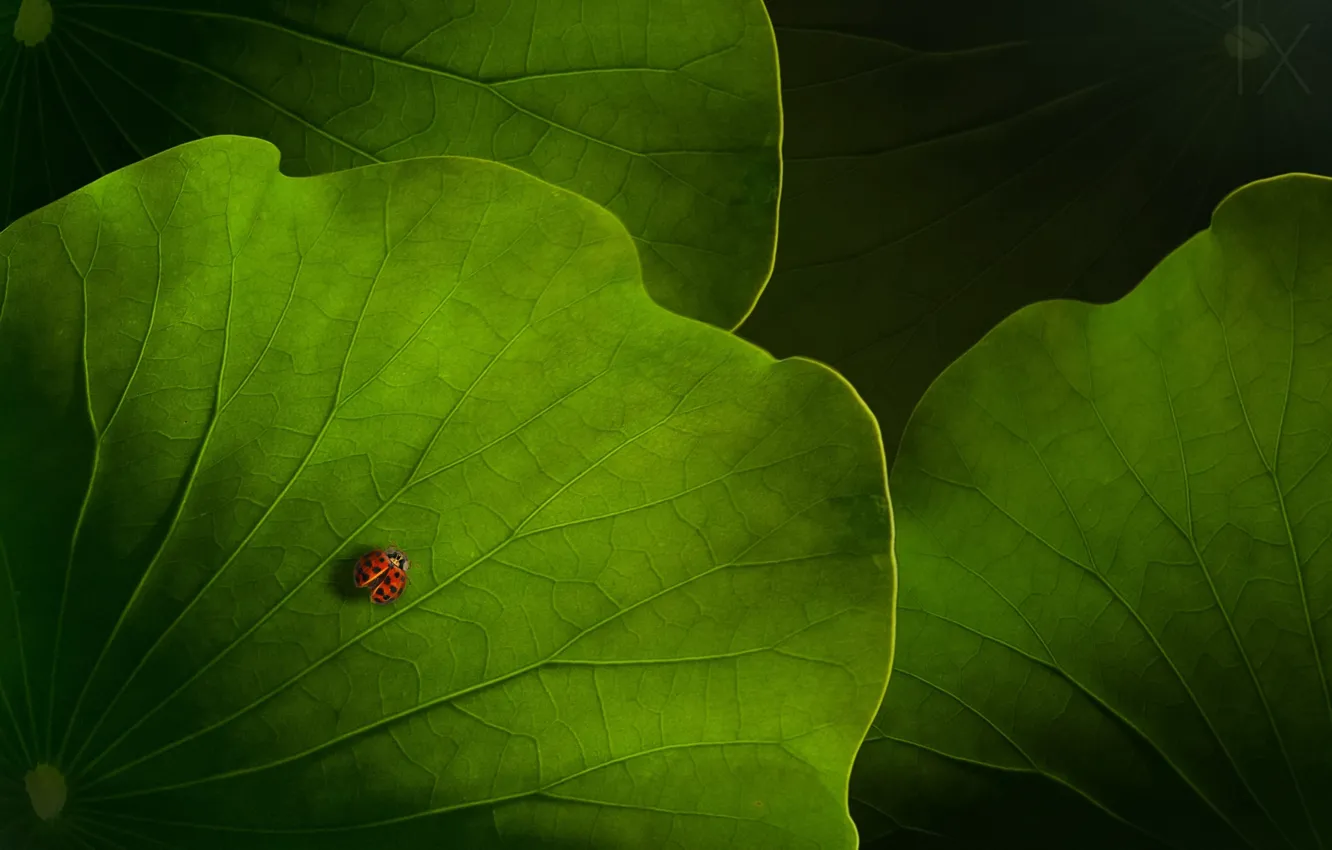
[354,545,411,604]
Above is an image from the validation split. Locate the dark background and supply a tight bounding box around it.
[742,0,1332,463]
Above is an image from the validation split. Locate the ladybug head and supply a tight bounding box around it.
[385,544,411,571]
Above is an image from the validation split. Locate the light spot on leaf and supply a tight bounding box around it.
[1223,25,1269,59]
[24,764,66,821]
[12,0,52,46]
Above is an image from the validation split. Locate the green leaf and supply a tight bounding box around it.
[740,0,1332,460]
[0,136,893,849]
[0,0,781,328]
[857,173,1332,848]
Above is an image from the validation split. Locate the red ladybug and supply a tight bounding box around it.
[354,545,411,604]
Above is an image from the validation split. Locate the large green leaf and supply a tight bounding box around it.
[855,173,1332,848]
[0,0,781,328]
[0,136,893,849]
[740,0,1332,460]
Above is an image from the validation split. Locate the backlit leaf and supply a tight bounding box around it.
[0,135,892,850]
[0,0,781,327]
[859,173,1332,848]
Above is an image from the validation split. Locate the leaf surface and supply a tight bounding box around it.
[0,0,781,327]
[0,135,893,850]
[859,173,1332,848]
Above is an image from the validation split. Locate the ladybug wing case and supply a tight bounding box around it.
[370,566,409,604]
[354,551,390,587]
